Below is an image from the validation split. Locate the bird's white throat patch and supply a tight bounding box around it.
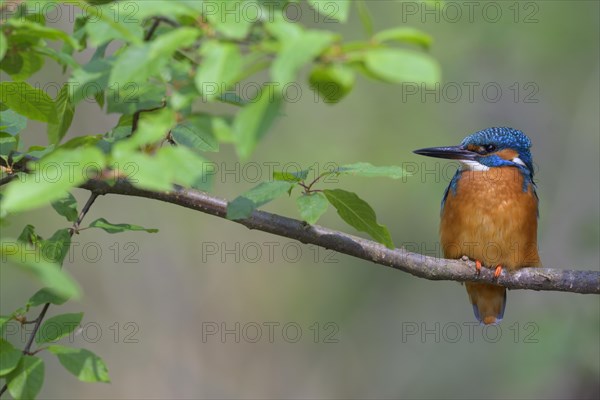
[511,157,527,167]
[459,160,490,171]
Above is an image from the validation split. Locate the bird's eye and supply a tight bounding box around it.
[484,144,497,153]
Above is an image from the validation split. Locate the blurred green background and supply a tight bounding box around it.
[2,1,599,398]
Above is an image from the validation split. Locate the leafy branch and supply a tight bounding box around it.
[0,192,108,399]
[4,168,595,296]
[227,163,406,249]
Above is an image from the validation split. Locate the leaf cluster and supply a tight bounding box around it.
[0,1,438,397]
[227,163,407,249]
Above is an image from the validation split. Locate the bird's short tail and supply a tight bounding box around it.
[465,283,506,325]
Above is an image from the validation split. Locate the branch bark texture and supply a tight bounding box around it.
[80,179,600,295]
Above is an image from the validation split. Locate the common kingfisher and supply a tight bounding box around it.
[414,127,541,325]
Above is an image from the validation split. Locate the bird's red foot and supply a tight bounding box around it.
[494,264,503,278]
[475,260,482,275]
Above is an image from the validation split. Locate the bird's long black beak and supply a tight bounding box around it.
[413,145,477,160]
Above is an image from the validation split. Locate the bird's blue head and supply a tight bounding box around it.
[413,127,535,178]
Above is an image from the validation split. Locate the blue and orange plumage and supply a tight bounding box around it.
[414,127,541,324]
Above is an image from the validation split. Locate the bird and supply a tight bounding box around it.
[414,127,541,325]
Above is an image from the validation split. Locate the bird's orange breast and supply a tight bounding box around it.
[440,166,541,269]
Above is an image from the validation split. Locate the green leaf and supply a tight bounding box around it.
[373,27,433,49]
[0,109,27,135]
[0,239,81,298]
[28,287,69,307]
[273,169,310,182]
[307,0,350,22]
[110,151,172,191]
[17,225,71,265]
[132,0,201,20]
[35,313,83,344]
[112,108,175,154]
[1,52,23,79]
[323,189,394,249]
[309,64,355,103]
[7,18,79,49]
[51,192,79,222]
[272,30,335,84]
[95,91,105,109]
[217,92,248,108]
[109,27,198,89]
[154,146,211,190]
[41,229,72,265]
[131,107,177,145]
[266,17,303,41]
[6,355,44,400]
[82,2,143,46]
[108,140,210,191]
[227,181,294,220]
[0,339,22,376]
[206,0,252,39]
[48,345,110,383]
[0,316,10,329]
[69,57,112,105]
[85,18,139,47]
[0,132,17,156]
[195,41,243,101]
[149,27,200,58]
[297,192,329,224]
[0,239,80,299]
[68,14,89,52]
[47,83,75,144]
[59,135,103,150]
[7,50,45,81]
[108,46,153,88]
[232,84,283,159]
[364,48,440,85]
[88,218,158,234]
[106,82,165,115]
[34,45,79,70]
[356,1,373,36]
[212,116,233,144]
[1,147,105,215]
[171,115,220,152]
[0,31,7,61]
[0,81,57,123]
[105,114,134,141]
[17,224,42,246]
[0,324,9,342]
[25,145,55,159]
[331,162,406,179]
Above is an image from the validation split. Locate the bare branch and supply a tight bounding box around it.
[78,179,600,295]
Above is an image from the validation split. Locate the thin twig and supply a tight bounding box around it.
[131,102,167,134]
[144,17,162,41]
[21,304,50,355]
[130,17,172,135]
[306,174,325,191]
[70,192,99,234]
[0,174,17,187]
[0,301,50,396]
